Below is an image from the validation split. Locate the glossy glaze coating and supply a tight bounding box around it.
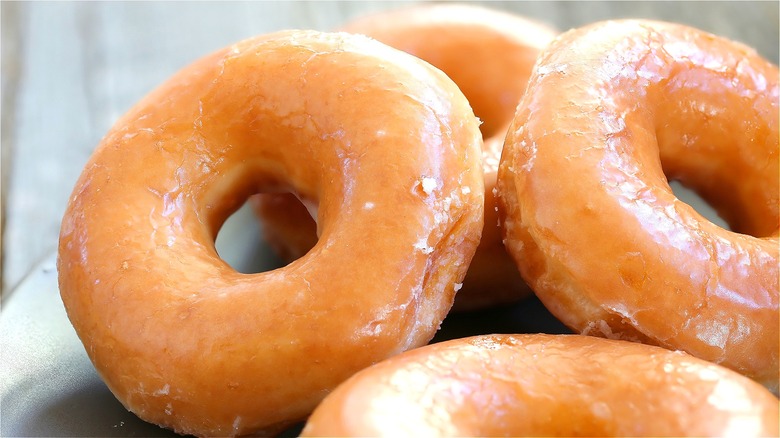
[252,4,557,311]
[302,334,780,436]
[57,31,484,436]
[497,20,779,390]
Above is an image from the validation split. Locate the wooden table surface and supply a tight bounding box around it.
[2,1,778,295]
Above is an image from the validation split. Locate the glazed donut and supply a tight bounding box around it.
[302,334,780,436]
[57,31,484,436]
[497,20,779,389]
[252,4,557,310]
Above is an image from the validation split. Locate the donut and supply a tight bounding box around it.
[496,20,779,390]
[252,4,557,311]
[57,30,484,436]
[302,334,780,436]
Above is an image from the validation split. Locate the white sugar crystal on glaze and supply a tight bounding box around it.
[413,238,434,254]
[154,384,170,395]
[421,176,437,195]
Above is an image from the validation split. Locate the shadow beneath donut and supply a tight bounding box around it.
[434,295,572,343]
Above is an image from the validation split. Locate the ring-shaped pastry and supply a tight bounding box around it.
[498,20,779,390]
[58,30,483,436]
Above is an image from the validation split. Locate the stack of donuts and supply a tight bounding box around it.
[57,4,778,437]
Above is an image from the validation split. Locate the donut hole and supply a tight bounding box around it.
[250,192,319,263]
[669,180,730,230]
[214,199,287,274]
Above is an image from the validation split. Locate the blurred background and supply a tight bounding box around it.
[2,1,778,295]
